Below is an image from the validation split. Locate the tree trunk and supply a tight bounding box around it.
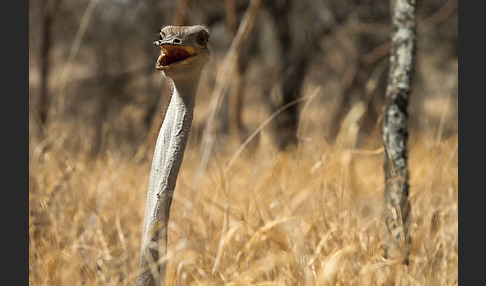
[382,0,416,264]
[37,0,62,125]
[264,0,313,150]
[173,0,191,26]
[220,0,248,141]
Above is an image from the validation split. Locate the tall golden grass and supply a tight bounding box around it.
[29,98,457,285]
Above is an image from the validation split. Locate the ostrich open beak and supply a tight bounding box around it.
[155,44,197,70]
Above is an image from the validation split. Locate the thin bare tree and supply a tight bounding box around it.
[382,0,417,264]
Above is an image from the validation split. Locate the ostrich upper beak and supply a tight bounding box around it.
[155,44,197,70]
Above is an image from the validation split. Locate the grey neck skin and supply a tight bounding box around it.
[138,74,200,286]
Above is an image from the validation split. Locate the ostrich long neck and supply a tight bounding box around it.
[150,76,198,196]
[139,75,200,286]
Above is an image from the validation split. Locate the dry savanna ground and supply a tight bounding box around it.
[29,91,458,285]
[29,24,458,284]
[29,0,458,284]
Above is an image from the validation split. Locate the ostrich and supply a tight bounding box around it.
[138,25,211,286]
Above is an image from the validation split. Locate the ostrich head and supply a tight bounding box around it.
[154,25,211,80]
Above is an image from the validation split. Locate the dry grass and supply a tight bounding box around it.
[29,109,457,285]
[29,22,457,283]
[28,1,457,283]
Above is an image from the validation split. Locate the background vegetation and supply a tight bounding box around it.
[29,0,457,284]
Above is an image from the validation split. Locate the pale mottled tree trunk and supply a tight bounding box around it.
[382,0,416,264]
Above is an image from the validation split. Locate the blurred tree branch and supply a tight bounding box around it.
[362,0,457,66]
[73,64,153,91]
[49,0,100,124]
[195,0,262,186]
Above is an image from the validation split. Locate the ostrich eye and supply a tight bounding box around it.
[196,32,209,46]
